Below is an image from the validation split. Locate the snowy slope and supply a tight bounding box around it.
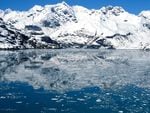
[0,18,30,49]
[0,2,150,49]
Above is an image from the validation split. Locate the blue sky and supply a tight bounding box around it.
[0,0,150,14]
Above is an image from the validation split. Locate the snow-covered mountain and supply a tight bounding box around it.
[0,2,150,49]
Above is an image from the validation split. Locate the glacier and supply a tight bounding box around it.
[0,2,150,49]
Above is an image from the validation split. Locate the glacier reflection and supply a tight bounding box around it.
[0,49,150,92]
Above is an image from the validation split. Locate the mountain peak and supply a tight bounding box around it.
[4,8,12,14]
[29,5,43,12]
[139,11,150,20]
[55,1,71,10]
[100,5,125,16]
[60,1,69,6]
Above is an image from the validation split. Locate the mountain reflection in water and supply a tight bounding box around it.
[0,49,150,113]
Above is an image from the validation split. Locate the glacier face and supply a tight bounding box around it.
[0,2,150,49]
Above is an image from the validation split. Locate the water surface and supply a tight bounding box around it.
[0,49,150,113]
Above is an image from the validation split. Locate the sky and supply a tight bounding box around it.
[0,0,150,14]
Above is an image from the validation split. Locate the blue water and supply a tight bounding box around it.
[0,49,150,113]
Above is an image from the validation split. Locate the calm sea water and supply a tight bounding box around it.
[0,49,150,113]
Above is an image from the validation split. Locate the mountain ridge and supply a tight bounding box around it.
[0,2,150,49]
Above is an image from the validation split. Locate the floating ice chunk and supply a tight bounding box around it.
[96,99,101,102]
[118,111,123,113]
[16,101,22,104]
